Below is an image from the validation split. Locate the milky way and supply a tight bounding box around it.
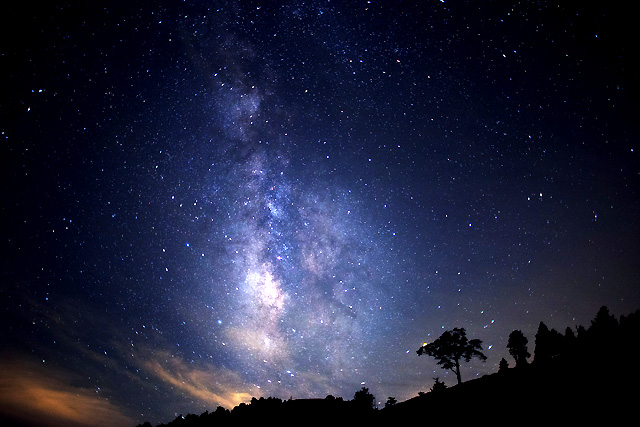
[1,1,638,425]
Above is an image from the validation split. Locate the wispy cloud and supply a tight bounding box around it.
[141,350,255,410]
[7,294,265,415]
[0,357,134,427]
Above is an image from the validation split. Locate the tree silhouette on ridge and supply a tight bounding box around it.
[417,327,487,384]
[507,330,531,368]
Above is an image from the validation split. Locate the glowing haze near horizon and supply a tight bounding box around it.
[1,1,638,426]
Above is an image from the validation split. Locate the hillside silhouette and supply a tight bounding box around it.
[138,306,639,426]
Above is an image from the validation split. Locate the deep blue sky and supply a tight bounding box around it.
[1,1,638,426]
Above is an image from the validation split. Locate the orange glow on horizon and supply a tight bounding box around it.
[0,359,134,427]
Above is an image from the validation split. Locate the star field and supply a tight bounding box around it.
[1,1,638,426]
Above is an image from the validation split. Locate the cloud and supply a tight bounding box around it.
[4,294,265,420]
[141,351,255,410]
[0,357,134,427]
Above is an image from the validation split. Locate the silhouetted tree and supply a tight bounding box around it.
[430,377,447,393]
[619,309,640,355]
[325,394,344,403]
[619,309,640,328]
[385,396,397,407]
[507,330,530,367]
[562,326,577,355]
[417,327,487,384]
[353,386,376,410]
[534,321,550,363]
[498,357,509,372]
[589,306,618,338]
[564,326,575,339]
[534,321,565,364]
[576,324,587,338]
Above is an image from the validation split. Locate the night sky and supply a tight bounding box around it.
[1,1,638,426]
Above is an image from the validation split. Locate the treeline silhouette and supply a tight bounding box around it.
[139,306,639,426]
[138,393,378,427]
